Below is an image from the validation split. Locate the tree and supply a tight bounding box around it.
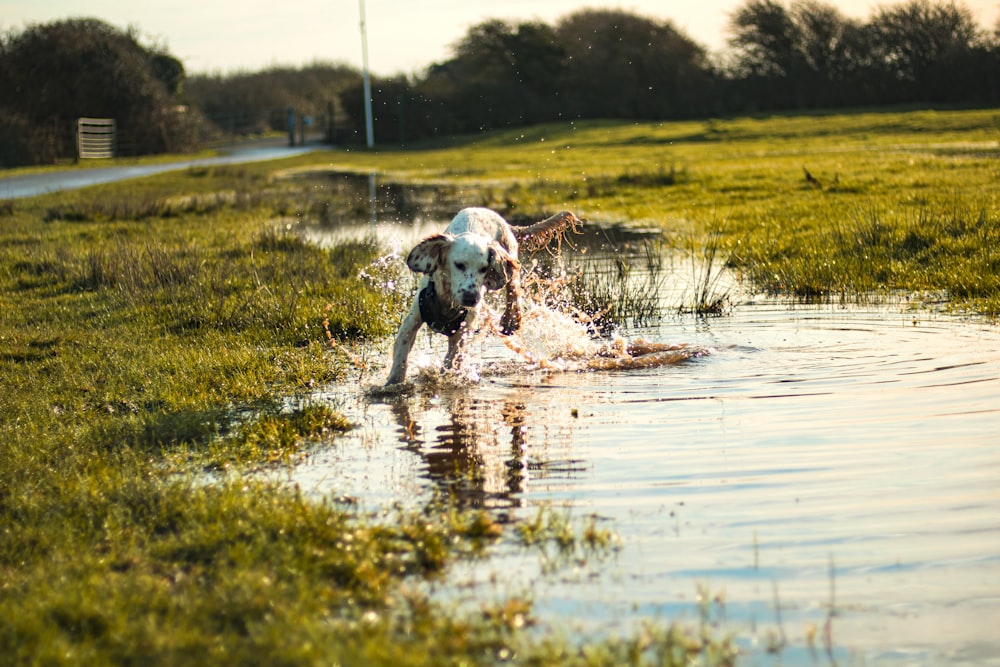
[726,0,810,108]
[185,63,361,138]
[420,19,567,132]
[791,2,864,92]
[728,0,802,77]
[150,53,186,96]
[555,9,712,119]
[339,75,424,145]
[724,0,994,108]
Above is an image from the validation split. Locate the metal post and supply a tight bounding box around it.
[397,94,404,146]
[359,0,375,149]
[326,101,335,144]
[368,172,377,225]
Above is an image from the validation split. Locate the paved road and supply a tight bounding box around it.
[0,141,326,199]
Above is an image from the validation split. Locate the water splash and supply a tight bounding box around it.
[358,251,405,294]
[450,287,709,380]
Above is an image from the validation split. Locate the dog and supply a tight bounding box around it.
[386,207,581,385]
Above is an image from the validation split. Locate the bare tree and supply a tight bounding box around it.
[869,0,984,100]
[728,0,802,77]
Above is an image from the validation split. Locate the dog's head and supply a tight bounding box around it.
[407,232,519,307]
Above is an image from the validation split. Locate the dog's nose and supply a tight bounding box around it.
[459,290,481,307]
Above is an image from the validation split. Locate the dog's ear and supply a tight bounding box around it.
[406,234,453,274]
[485,244,520,291]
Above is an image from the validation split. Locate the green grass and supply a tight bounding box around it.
[0,164,736,665]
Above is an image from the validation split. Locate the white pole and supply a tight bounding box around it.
[359,0,375,148]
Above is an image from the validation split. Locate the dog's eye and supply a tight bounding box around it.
[454,262,466,271]
[478,266,487,274]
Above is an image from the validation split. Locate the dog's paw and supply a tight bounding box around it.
[368,381,414,398]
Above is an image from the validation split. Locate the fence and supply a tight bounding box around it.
[77,117,116,159]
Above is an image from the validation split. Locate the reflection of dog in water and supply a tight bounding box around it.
[387,394,534,507]
[386,207,582,385]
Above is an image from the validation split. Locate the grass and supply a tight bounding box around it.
[514,505,623,575]
[0,163,736,665]
[735,199,1000,305]
[563,241,667,331]
[677,230,735,317]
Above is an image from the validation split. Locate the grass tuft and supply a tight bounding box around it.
[515,505,622,573]
[677,230,735,316]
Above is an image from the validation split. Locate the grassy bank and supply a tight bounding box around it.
[0,165,735,665]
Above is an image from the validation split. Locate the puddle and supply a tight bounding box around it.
[288,202,1000,665]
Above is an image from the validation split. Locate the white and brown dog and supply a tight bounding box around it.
[386,207,580,385]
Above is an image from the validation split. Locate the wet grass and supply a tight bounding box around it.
[0,166,735,665]
[515,505,623,575]
[734,199,1000,307]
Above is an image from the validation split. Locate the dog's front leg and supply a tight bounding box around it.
[443,313,475,371]
[443,331,463,370]
[386,304,423,385]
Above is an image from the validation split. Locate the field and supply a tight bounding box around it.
[1,107,997,666]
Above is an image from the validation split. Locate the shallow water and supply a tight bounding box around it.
[294,218,1000,665]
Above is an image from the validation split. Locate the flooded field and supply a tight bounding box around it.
[291,203,1000,666]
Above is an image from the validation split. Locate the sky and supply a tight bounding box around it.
[3,0,999,76]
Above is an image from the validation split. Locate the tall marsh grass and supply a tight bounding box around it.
[677,230,735,316]
[565,240,667,330]
[737,201,1000,312]
[519,232,668,332]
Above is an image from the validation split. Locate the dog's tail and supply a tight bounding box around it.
[512,210,583,255]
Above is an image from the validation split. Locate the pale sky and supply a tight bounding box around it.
[3,0,998,76]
